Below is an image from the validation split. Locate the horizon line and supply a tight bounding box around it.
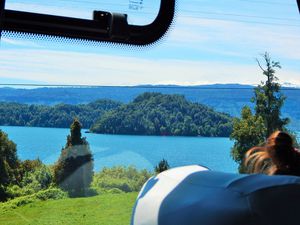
[0,83,300,90]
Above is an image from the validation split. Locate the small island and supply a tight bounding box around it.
[90,92,233,137]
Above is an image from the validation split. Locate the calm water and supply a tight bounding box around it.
[1,126,239,172]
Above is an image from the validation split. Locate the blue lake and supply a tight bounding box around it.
[1,126,241,173]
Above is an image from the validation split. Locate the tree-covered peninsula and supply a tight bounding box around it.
[0,100,121,129]
[91,93,233,137]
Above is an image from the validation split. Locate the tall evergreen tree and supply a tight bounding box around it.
[231,53,290,173]
[67,119,84,146]
[253,52,289,137]
[54,119,93,197]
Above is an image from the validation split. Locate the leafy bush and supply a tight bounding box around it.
[92,166,152,193]
[1,188,67,209]
[107,188,124,194]
[6,185,24,198]
[5,195,35,208]
[23,165,52,190]
[94,179,132,193]
[35,188,67,201]
[6,160,54,199]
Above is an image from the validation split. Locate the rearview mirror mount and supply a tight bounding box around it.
[0,0,176,46]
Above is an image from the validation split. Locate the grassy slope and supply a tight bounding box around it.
[0,193,138,225]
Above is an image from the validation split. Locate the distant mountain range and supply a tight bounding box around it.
[0,84,299,129]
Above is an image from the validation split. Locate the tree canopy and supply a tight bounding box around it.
[91,92,233,137]
[230,107,266,172]
[253,52,289,136]
[231,53,291,173]
[0,130,19,201]
[0,99,121,129]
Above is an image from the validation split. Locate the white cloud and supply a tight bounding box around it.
[0,49,299,86]
[168,16,300,60]
[1,2,300,86]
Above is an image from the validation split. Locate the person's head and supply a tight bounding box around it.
[244,131,300,176]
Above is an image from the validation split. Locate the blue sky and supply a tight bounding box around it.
[0,0,300,86]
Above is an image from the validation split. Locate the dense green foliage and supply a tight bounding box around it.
[253,52,289,136]
[1,119,150,201]
[0,99,121,128]
[0,130,19,201]
[0,93,233,137]
[230,107,266,172]
[91,93,233,137]
[92,166,152,193]
[155,159,170,174]
[1,85,299,129]
[0,118,154,225]
[0,135,55,201]
[54,119,94,197]
[2,188,67,209]
[0,192,137,225]
[231,53,290,173]
[7,159,53,198]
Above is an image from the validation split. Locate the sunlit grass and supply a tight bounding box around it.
[0,193,138,225]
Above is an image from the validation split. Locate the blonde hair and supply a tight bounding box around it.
[244,131,300,176]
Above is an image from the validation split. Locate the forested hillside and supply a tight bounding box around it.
[91,93,233,137]
[0,100,121,128]
[0,85,298,129]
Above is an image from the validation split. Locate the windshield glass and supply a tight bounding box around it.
[0,0,300,224]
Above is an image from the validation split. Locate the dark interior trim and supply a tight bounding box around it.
[0,0,175,46]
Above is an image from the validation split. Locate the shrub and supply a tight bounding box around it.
[107,188,124,194]
[7,162,54,199]
[94,178,132,192]
[35,188,67,201]
[6,185,24,198]
[92,166,152,193]
[21,162,52,190]
[6,195,35,208]
[1,188,67,209]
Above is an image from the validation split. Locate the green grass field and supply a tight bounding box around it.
[0,193,138,225]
